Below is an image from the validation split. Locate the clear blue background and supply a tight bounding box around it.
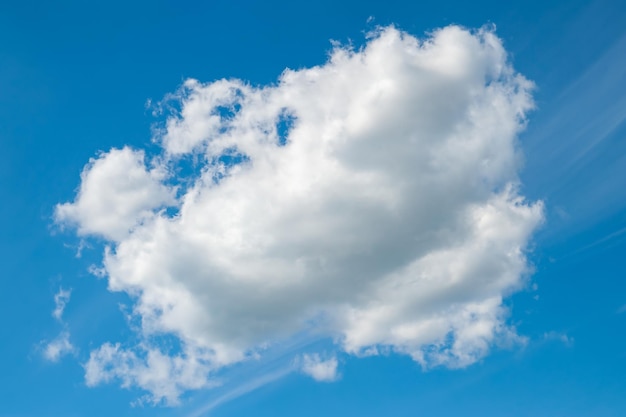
[1,0,625,415]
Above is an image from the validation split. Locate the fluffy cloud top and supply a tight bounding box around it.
[56,25,543,404]
[55,148,175,241]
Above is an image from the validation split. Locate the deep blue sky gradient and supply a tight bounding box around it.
[1,0,625,416]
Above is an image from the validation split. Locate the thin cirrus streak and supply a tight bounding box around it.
[522,32,626,239]
[185,367,294,417]
[184,329,328,415]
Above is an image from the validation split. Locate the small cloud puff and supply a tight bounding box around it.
[543,331,574,347]
[54,147,175,242]
[43,331,75,362]
[300,354,339,382]
[84,343,214,406]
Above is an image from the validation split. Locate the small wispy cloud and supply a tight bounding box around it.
[41,287,75,362]
[300,354,339,382]
[43,331,74,362]
[543,331,574,347]
[52,287,71,321]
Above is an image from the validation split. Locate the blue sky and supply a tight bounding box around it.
[1,0,625,416]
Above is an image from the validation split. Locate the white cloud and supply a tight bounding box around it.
[43,331,74,362]
[55,147,175,241]
[52,287,71,321]
[300,354,339,382]
[56,25,543,403]
[84,343,215,406]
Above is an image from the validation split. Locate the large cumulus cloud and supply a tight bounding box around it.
[56,25,543,404]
